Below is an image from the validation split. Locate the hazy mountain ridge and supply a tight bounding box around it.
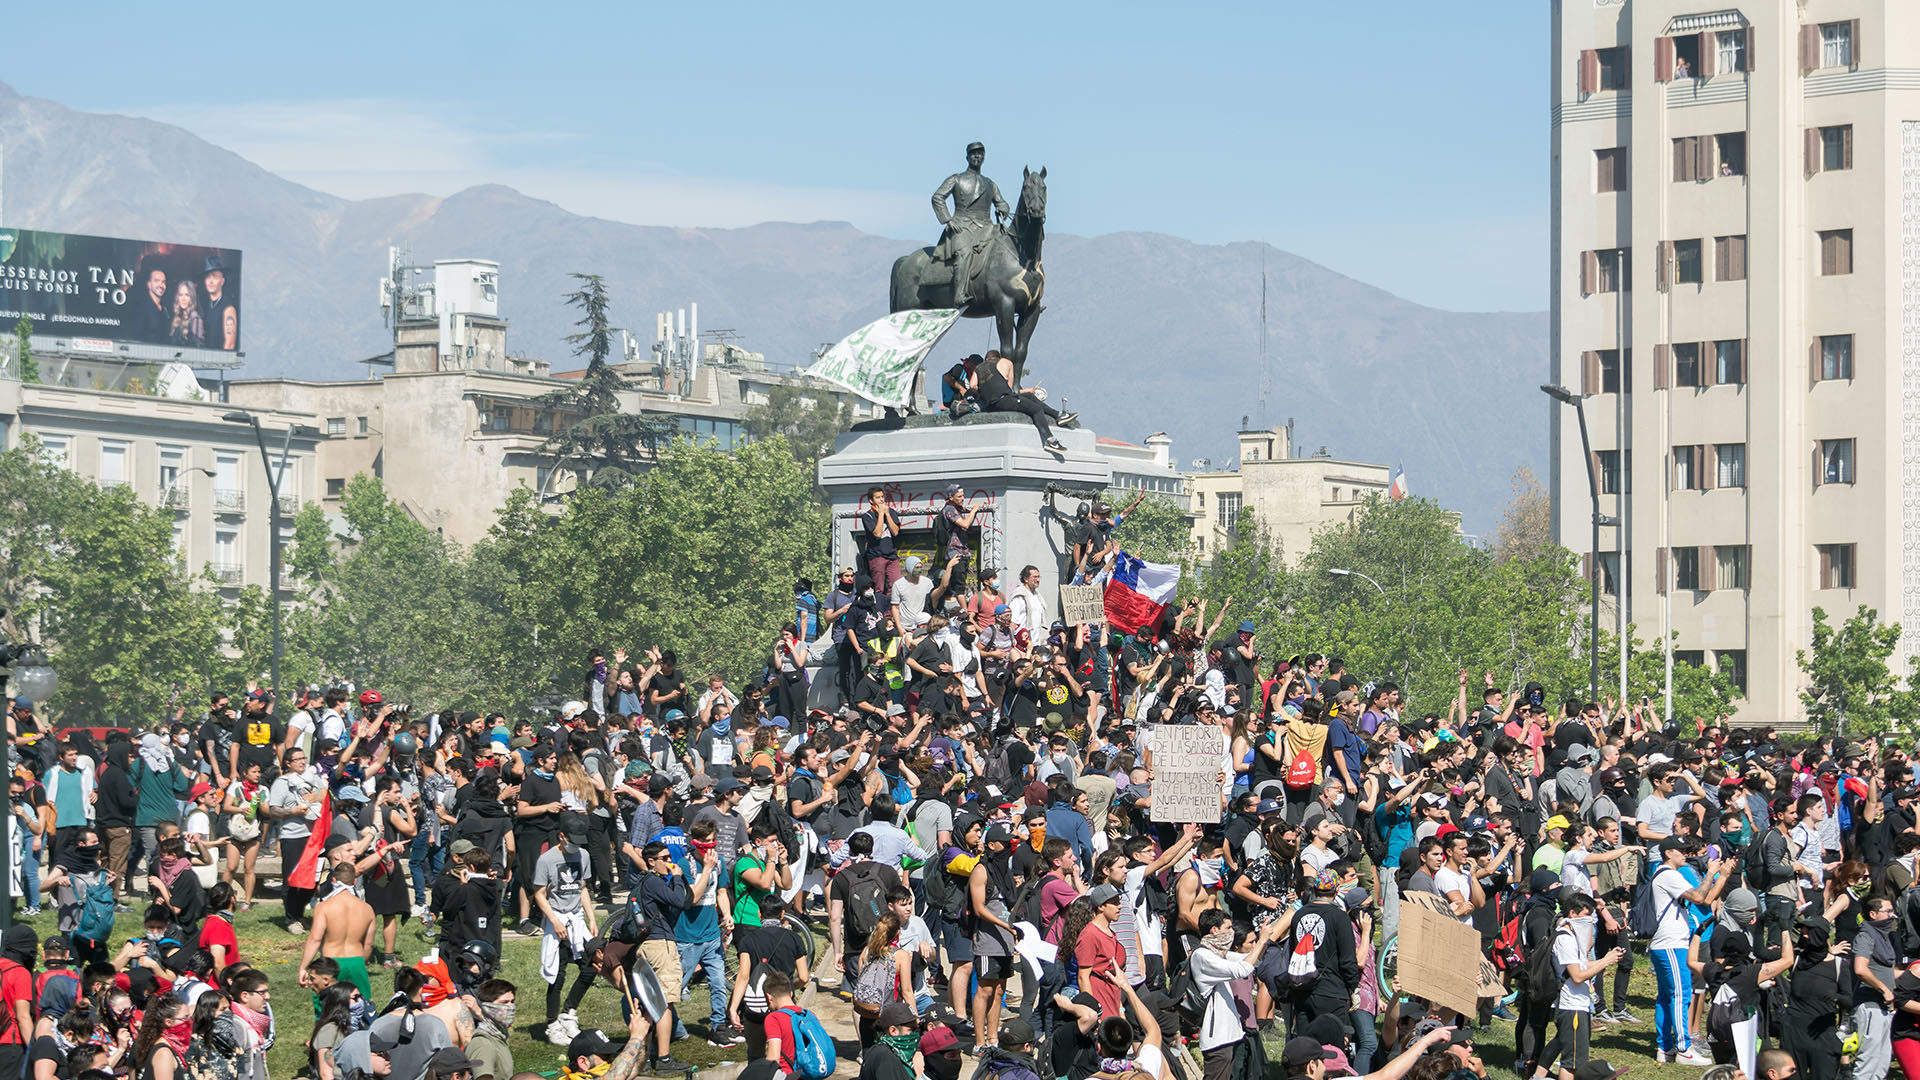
[0,81,1545,528]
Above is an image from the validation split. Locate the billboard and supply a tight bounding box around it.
[0,228,242,352]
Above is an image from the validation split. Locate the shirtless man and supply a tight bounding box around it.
[298,862,377,1000]
[424,982,483,1050]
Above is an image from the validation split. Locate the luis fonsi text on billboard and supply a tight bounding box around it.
[0,228,243,352]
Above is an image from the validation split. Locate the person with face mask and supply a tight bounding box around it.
[1782,915,1852,1080]
[461,980,517,1080]
[1853,897,1900,1080]
[1531,892,1626,1080]
[1704,927,1795,1077]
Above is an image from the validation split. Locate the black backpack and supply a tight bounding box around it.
[1010,872,1058,934]
[1742,832,1773,891]
[842,863,893,944]
[752,796,800,859]
[922,855,968,920]
[602,897,649,945]
[1524,922,1568,1001]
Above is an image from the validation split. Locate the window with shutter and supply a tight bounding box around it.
[1716,29,1746,73]
[1655,36,1675,82]
[1716,132,1746,176]
[1674,343,1702,387]
[1656,241,1672,291]
[1673,136,1697,182]
[1800,24,1819,72]
[1582,351,1600,395]
[1715,443,1745,489]
[1655,547,1669,595]
[1581,250,1598,295]
[1580,49,1599,94]
[1806,127,1822,176]
[1819,229,1854,276]
[1674,239,1702,285]
[1697,32,1716,78]
[1714,340,1745,385]
[1713,235,1746,281]
[1698,546,1717,591]
[1654,344,1671,390]
[1819,334,1854,380]
[1819,126,1853,172]
[1595,148,1627,193]
[1716,546,1749,590]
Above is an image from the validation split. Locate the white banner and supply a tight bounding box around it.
[1148,724,1225,823]
[806,309,961,408]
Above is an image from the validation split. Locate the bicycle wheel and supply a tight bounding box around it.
[1377,932,1398,994]
[782,909,819,970]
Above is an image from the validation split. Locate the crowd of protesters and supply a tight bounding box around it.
[0,488,1912,1080]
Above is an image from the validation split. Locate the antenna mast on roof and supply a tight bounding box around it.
[1257,246,1271,430]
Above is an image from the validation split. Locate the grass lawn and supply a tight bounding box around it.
[19,894,1743,1080]
[14,901,792,1079]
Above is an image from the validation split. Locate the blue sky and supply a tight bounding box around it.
[9,1,1548,312]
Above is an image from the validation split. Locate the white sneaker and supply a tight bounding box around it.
[410,904,427,918]
[546,1019,573,1046]
[1674,1051,1713,1067]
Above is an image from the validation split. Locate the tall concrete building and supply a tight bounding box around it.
[1550,1,1917,719]
[1186,425,1391,564]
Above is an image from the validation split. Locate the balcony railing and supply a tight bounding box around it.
[213,489,245,513]
[162,485,190,509]
[277,495,299,516]
[211,563,243,585]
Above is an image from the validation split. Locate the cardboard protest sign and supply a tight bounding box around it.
[1149,724,1224,823]
[1058,584,1104,626]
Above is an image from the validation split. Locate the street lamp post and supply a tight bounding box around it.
[1542,384,1606,705]
[222,412,316,697]
[1327,567,1387,597]
[160,465,215,509]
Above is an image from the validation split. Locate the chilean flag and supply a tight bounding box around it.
[1102,551,1181,635]
[1388,465,1409,503]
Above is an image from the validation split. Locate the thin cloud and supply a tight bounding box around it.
[131,98,923,233]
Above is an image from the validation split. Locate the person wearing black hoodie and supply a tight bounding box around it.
[1285,869,1359,1033]
[96,742,138,912]
[0,925,37,1080]
[1512,869,1564,1080]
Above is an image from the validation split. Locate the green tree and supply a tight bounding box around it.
[532,274,677,491]
[743,385,854,472]
[285,476,480,704]
[12,317,38,384]
[471,436,829,703]
[1590,625,1744,729]
[1105,493,1193,566]
[1797,604,1914,737]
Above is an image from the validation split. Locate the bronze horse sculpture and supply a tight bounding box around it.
[890,166,1046,386]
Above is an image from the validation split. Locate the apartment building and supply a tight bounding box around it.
[1549,1,1919,719]
[0,379,318,594]
[1186,425,1391,564]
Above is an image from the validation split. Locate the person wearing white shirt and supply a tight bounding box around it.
[1536,892,1627,1079]
[1189,908,1287,1074]
[1792,793,1831,894]
[1434,832,1481,923]
[318,700,348,748]
[1647,836,1733,1065]
[891,557,935,631]
[1007,565,1048,639]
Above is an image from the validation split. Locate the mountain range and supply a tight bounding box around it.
[0,81,1546,532]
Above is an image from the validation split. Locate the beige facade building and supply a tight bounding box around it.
[1185,425,1391,563]
[1549,1,1919,719]
[0,378,319,594]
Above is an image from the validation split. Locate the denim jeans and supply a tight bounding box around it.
[676,937,728,1028]
[20,834,39,910]
[409,833,443,907]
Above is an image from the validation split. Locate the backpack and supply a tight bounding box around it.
[1525,925,1569,1001]
[1491,909,1525,972]
[932,509,953,557]
[1168,965,1207,1024]
[1742,832,1774,891]
[1011,872,1060,936]
[1284,748,1318,790]
[779,1007,837,1080]
[851,952,899,1018]
[795,592,821,641]
[922,856,968,920]
[601,897,649,945]
[986,742,1016,789]
[74,872,118,945]
[842,863,893,945]
[1281,931,1319,988]
[883,770,914,809]
[752,796,799,859]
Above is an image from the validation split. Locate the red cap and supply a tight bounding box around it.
[920,1024,960,1055]
[189,782,213,800]
[358,690,383,706]
[1435,824,1459,839]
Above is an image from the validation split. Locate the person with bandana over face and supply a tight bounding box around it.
[39,827,110,966]
[1782,915,1852,1080]
[861,1002,921,1080]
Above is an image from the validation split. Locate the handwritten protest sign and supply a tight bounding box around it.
[1397,894,1501,1014]
[1058,584,1104,626]
[1149,724,1224,823]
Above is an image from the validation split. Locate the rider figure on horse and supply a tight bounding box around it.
[931,141,1011,310]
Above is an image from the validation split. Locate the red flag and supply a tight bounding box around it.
[287,793,331,890]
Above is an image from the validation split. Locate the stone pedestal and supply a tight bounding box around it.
[801,415,1112,708]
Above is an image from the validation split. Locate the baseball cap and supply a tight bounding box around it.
[336,785,370,803]
[750,765,776,784]
[367,1031,400,1055]
[1528,868,1561,894]
[945,483,965,498]
[1237,620,1256,635]
[765,714,790,729]
[1657,836,1693,854]
[426,1049,481,1075]
[688,774,716,791]
[8,698,28,711]
[189,782,213,801]
[878,1001,918,1029]
[920,1024,960,1055]
[837,565,856,577]
[1087,884,1121,907]
[449,839,477,857]
[567,1030,625,1064]
[1282,1037,1326,1069]
[1645,752,1673,765]
[994,603,1011,615]
[40,935,67,957]
[715,777,747,795]
[998,1018,1037,1048]
[1544,815,1572,832]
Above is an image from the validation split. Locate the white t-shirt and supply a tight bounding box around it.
[897,915,934,999]
[1124,865,1164,959]
[319,709,348,747]
[286,709,316,758]
[1302,845,1339,873]
[1554,926,1594,1011]
[1433,865,1474,922]
[1791,823,1826,888]
[185,809,211,840]
[1649,865,1695,950]
[1559,847,1592,897]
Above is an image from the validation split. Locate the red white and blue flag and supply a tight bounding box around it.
[1388,465,1409,503]
[1101,551,1181,635]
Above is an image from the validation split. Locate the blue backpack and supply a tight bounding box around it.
[74,874,117,945]
[780,1006,836,1080]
